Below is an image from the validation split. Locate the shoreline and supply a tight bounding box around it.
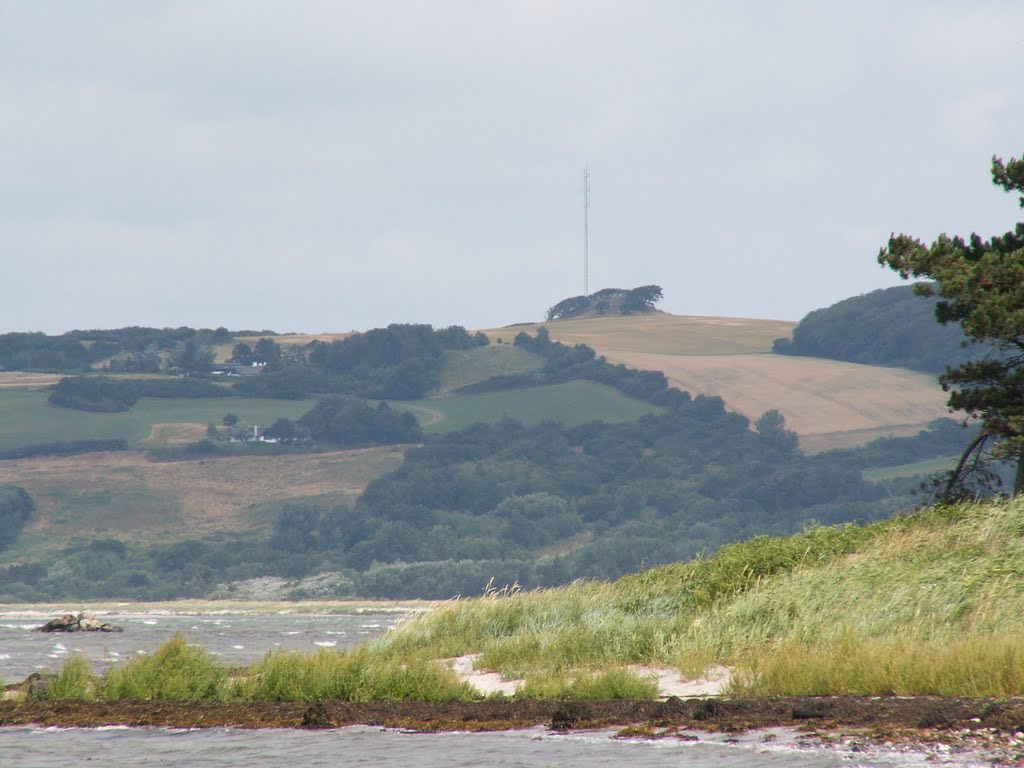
[0,600,435,616]
[3,696,1024,763]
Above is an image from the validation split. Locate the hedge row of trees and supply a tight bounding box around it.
[48,376,229,412]
[0,326,237,374]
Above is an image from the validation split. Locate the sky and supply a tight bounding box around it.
[2,1,1023,335]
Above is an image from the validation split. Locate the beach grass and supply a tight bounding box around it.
[517,668,659,700]
[371,498,1024,696]
[36,654,94,700]
[237,646,476,702]
[99,633,229,701]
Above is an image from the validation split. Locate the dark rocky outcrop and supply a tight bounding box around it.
[37,613,123,633]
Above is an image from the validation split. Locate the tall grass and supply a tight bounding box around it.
[518,668,659,700]
[238,646,476,702]
[36,654,95,700]
[99,633,229,701]
[374,499,1024,696]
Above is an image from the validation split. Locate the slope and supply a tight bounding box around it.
[484,313,950,452]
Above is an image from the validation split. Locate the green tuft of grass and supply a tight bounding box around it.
[733,635,1024,697]
[99,633,228,701]
[37,654,95,701]
[238,647,477,703]
[518,667,659,700]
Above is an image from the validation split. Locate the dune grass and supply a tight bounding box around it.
[35,654,94,700]
[237,646,475,702]
[99,633,229,701]
[371,499,1024,696]
[518,668,659,700]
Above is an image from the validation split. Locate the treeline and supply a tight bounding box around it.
[42,323,487,413]
[772,284,983,373]
[0,439,129,461]
[819,418,972,470]
[234,324,487,401]
[0,326,237,374]
[48,376,229,412]
[266,397,422,447]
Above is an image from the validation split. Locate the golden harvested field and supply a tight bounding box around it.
[0,372,62,390]
[0,447,407,551]
[483,313,796,355]
[485,313,950,453]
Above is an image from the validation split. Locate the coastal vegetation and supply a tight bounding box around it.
[367,494,1024,697]
[19,494,1024,701]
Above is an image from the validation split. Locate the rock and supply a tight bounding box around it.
[38,612,123,633]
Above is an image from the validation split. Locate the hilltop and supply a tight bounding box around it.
[483,312,949,452]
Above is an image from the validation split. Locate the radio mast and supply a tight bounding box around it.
[583,165,591,297]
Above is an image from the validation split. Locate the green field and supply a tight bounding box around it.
[0,391,316,452]
[406,381,662,434]
[437,344,543,394]
[0,378,657,453]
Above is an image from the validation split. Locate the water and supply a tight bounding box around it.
[0,608,400,681]
[0,608,993,767]
[0,725,975,767]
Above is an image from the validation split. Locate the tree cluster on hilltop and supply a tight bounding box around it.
[546,285,663,321]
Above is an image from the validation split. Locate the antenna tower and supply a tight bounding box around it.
[583,165,590,297]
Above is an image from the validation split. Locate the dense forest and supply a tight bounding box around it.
[772,284,984,373]
[0,329,971,601]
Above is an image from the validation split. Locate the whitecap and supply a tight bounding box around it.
[231,645,245,650]
[313,641,337,648]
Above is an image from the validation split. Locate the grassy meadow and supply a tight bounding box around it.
[406,381,662,434]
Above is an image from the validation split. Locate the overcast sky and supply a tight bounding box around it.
[2,1,1023,335]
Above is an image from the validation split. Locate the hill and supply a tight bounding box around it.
[483,313,950,452]
[773,283,983,373]
[0,311,969,603]
[370,496,1024,697]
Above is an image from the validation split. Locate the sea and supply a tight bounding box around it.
[0,606,995,767]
